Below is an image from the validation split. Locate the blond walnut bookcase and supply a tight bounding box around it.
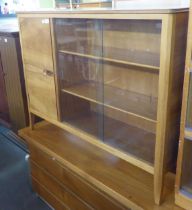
[17,9,188,205]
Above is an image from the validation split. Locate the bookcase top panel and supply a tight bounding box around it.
[16,7,188,17]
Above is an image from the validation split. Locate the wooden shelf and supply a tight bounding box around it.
[184,128,192,140]
[103,46,160,69]
[63,111,155,164]
[59,49,160,71]
[61,82,157,122]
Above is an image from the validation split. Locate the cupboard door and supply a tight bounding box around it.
[19,18,58,120]
[25,64,58,120]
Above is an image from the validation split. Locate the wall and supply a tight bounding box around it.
[115,0,190,9]
[0,0,54,12]
[39,0,54,8]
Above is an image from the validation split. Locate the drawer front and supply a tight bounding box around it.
[30,144,124,210]
[31,162,92,210]
[32,178,69,210]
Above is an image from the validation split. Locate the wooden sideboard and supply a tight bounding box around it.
[19,121,184,210]
[17,8,188,206]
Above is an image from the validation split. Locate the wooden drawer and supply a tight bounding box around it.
[30,144,124,210]
[31,161,93,210]
[32,178,69,210]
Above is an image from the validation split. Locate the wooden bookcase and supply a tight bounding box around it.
[17,9,188,205]
[175,2,192,209]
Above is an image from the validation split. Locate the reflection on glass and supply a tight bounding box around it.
[102,20,161,164]
[103,20,161,67]
[186,73,192,128]
[55,19,103,140]
[54,18,102,55]
[55,0,71,8]
[180,139,192,197]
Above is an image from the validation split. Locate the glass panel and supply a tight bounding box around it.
[103,20,161,67]
[55,0,71,8]
[186,72,192,128]
[54,19,103,140]
[55,0,112,9]
[180,139,192,197]
[55,18,102,56]
[71,0,112,8]
[54,18,161,165]
[103,19,161,165]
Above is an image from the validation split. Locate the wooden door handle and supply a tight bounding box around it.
[43,69,54,77]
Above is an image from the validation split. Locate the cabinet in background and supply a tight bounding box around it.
[0,30,28,131]
[175,3,192,209]
[0,52,9,124]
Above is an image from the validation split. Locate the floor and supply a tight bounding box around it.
[0,125,52,210]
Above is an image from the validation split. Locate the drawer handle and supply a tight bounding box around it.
[51,157,56,161]
[43,69,54,77]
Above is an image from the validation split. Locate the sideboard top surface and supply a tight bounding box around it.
[19,121,183,210]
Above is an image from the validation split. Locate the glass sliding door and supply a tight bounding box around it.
[54,18,162,165]
[180,139,192,196]
[54,18,104,140]
[186,73,192,129]
[102,19,161,164]
[180,72,192,197]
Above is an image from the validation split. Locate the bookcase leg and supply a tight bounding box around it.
[29,113,35,130]
[154,171,164,205]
